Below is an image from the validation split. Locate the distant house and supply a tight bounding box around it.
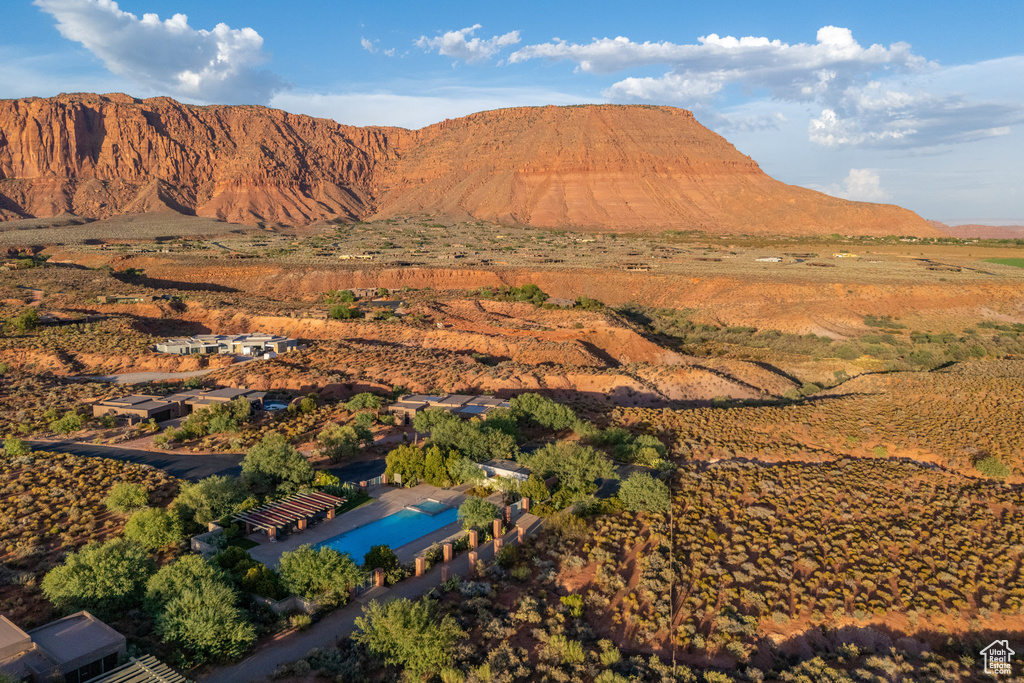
[96,294,157,304]
[833,253,858,258]
[155,334,296,356]
[93,387,266,424]
[0,611,125,683]
[388,394,512,426]
[478,459,531,482]
[755,257,783,263]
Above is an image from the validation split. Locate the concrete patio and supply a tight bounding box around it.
[247,483,469,568]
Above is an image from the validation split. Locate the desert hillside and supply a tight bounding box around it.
[0,93,938,236]
[374,105,935,236]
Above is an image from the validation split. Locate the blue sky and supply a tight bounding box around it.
[2,0,1022,224]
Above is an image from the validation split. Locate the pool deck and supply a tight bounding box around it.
[247,483,471,568]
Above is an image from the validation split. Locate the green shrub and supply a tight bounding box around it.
[104,482,149,513]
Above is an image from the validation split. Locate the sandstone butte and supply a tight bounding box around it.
[0,92,940,237]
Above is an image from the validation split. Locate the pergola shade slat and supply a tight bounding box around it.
[232,492,345,532]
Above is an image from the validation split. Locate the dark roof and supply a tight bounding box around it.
[28,612,123,667]
[92,655,190,683]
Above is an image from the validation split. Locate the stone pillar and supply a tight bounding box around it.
[326,508,335,520]
[504,505,512,523]
[522,497,530,512]
[441,566,450,582]
[415,557,425,577]
[267,526,277,541]
[518,525,525,543]
[297,518,307,531]
[443,543,453,562]
[468,530,478,549]
[494,536,503,552]
[374,568,384,587]
[360,480,368,489]
[381,475,388,485]
[468,551,478,574]
[493,518,502,538]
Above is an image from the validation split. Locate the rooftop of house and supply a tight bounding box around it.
[103,395,161,406]
[481,459,531,475]
[0,615,30,657]
[28,612,124,667]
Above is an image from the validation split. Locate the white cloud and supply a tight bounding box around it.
[34,0,286,103]
[360,37,376,54]
[817,168,890,201]
[415,24,520,64]
[510,26,924,92]
[511,26,1024,151]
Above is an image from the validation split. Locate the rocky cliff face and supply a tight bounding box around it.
[0,92,411,224]
[0,93,937,236]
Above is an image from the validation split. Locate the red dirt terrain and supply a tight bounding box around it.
[0,93,937,236]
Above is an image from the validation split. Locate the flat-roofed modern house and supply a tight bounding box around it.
[154,334,296,356]
[0,612,125,683]
[91,395,185,423]
[164,387,266,413]
[388,394,512,425]
[93,388,266,424]
[479,459,531,481]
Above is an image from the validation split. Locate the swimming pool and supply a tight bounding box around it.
[315,506,459,563]
[405,499,450,515]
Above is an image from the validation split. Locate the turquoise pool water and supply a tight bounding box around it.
[316,507,459,563]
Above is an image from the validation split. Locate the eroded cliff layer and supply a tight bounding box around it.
[0,93,938,236]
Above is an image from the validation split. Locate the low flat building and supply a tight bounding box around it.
[755,256,783,263]
[93,388,266,424]
[96,294,160,304]
[479,459,531,482]
[0,612,125,683]
[92,395,184,423]
[155,334,296,356]
[388,394,512,425]
[163,387,267,413]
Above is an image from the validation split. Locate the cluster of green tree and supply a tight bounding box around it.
[276,544,360,607]
[520,441,618,510]
[155,397,254,446]
[41,541,255,666]
[384,443,483,487]
[475,283,549,306]
[241,433,315,495]
[615,472,670,513]
[41,407,84,435]
[456,497,499,531]
[412,408,519,461]
[588,427,670,469]
[315,422,372,462]
[3,307,40,335]
[328,304,363,320]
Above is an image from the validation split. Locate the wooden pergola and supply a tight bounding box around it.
[232,491,345,540]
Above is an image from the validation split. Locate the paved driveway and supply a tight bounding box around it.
[29,440,242,481]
